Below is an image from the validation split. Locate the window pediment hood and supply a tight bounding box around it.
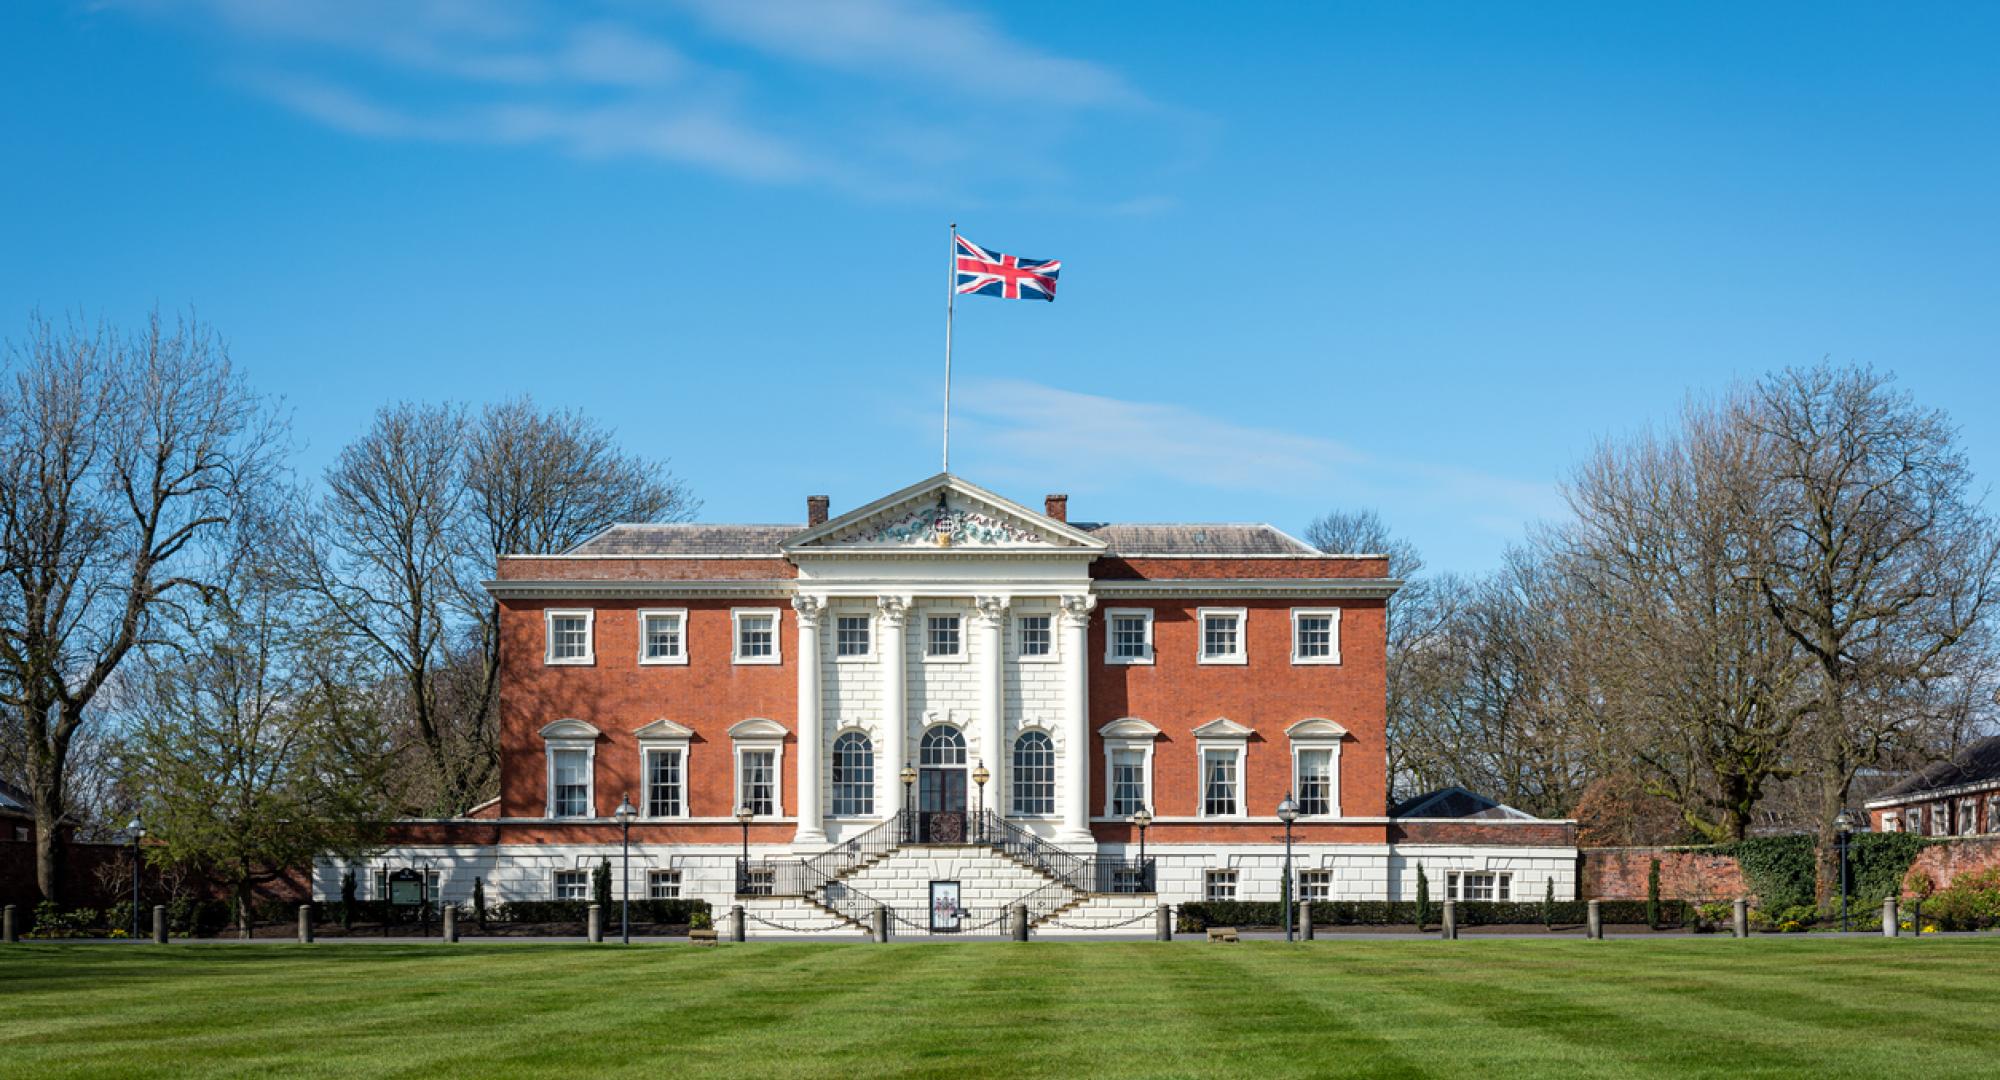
[1191,717,1256,740]
[634,718,695,742]
[1098,717,1163,740]
[539,718,601,742]
[1286,717,1349,740]
[782,473,1107,554]
[728,717,788,741]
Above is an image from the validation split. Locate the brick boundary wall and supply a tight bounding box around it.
[1582,847,1750,903]
[1906,835,2000,890]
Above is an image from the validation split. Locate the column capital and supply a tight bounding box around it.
[875,594,910,628]
[1058,593,1097,627]
[791,593,827,629]
[973,595,1010,626]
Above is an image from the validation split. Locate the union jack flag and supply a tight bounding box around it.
[954,235,1060,301]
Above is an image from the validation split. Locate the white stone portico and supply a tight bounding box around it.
[783,473,1106,850]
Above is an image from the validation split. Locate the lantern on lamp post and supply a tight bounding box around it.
[736,805,755,894]
[972,760,991,842]
[1835,808,1858,933]
[613,795,636,945]
[126,818,145,940]
[900,762,917,842]
[1132,807,1153,892]
[1277,793,1300,943]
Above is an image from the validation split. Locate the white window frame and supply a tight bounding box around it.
[1988,795,2000,834]
[1930,802,1951,837]
[827,729,875,818]
[1104,608,1155,665]
[1450,871,1511,902]
[1300,869,1332,902]
[1011,728,1058,817]
[1191,718,1252,821]
[1960,798,1980,836]
[642,747,686,820]
[731,608,782,666]
[730,719,788,818]
[540,719,601,820]
[1205,869,1238,902]
[553,869,589,901]
[1904,807,1921,833]
[1098,718,1161,819]
[1287,718,1346,818]
[1197,607,1248,665]
[923,610,967,662]
[544,608,596,666]
[648,869,682,900]
[1290,608,1342,666]
[637,608,688,666]
[1014,613,1056,663]
[833,613,873,661]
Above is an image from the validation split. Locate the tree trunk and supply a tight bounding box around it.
[1813,770,1851,912]
[28,734,67,904]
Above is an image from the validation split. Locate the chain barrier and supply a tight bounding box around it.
[1039,908,1162,932]
[744,911,865,934]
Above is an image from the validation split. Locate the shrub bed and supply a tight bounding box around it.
[1173,899,1687,932]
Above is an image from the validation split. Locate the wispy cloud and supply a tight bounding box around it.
[952,378,1561,537]
[106,0,1165,197]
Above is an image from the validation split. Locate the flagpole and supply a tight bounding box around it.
[943,221,957,474]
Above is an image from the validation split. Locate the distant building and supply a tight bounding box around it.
[1867,735,2000,837]
[323,474,1577,932]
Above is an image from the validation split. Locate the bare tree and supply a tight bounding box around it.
[0,312,281,903]
[292,399,695,815]
[1552,395,1813,841]
[1746,364,2000,904]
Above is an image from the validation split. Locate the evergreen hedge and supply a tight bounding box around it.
[1709,833,1932,911]
[1173,899,1685,932]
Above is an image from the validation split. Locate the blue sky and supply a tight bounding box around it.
[2,2,1995,573]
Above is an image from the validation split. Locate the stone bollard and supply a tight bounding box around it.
[3,905,14,944]
[152,905,167,944]
[1441,900,1458,940]
[298,904,313,944]
[1587,900,1602,940]
[730,904,745,943]
[1883,897,1898,938]
[443,905,458,943]
[1299,902,1314,941]
[872,905,889,943]
[1732,898,1749,939]
[1156,904,1172,942]
[1011,903,1029,942]
[587,904,603,944]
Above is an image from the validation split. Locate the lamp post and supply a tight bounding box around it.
[1277,794,1300,943]
[736,805,754,894]
[126,818,144,940]
[900,762,917,842]
[1835,808,1858,933]
[972,760,990,842]
[1132,808,1153,892]
[614,795,636,945]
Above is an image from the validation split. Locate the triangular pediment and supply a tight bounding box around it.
[784,474,1107,554]
[1192,717,1256,740]
[634,718,696,743]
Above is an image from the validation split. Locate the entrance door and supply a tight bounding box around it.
[919,767,968,842]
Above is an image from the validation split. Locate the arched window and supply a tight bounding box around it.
[919,725,966,766]
[830,732,874,817]
[1012,731,1055,816]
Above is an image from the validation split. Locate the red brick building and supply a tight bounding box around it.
[325,475,1576,931]
[1868,735,2000,838]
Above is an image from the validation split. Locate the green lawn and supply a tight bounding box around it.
[1,938,1991,1078]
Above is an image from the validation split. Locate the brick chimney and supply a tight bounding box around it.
[806,495,830,526]
[1044,493,1068,522]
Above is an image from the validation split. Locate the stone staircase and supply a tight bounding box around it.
[735,811,1155,936]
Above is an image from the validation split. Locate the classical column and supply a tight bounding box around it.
[792,594,827,847]
[974,596,1009,820]
[1057,594,1097,847]
[877,596,909,822]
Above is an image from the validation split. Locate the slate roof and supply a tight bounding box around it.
[0,778,29,816]
[557,520,1330,557]
[1391,786,1538,820]
[1873,735,2000,800]
[1075,523,1321,556]
[564,524,803,556]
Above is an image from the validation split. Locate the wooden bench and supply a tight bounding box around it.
[1207,926,1240,943]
